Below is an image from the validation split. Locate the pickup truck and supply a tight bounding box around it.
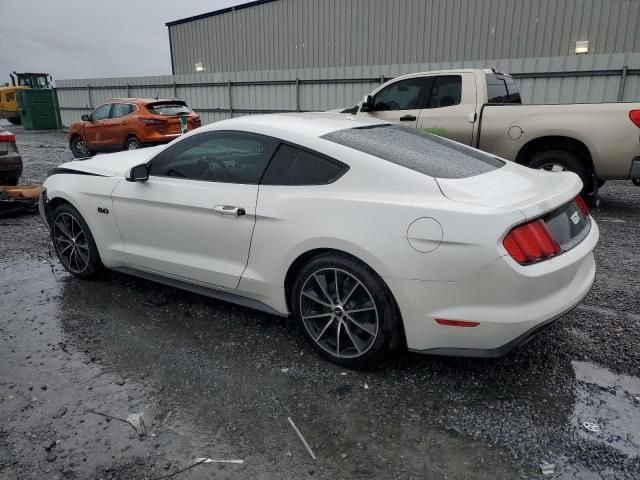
[345,69,640,192]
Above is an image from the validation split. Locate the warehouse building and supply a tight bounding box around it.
[56,0,639,126]
[166,0,640,75]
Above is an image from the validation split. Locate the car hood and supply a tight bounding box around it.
[435,162,583,220]
[61,146,165,177]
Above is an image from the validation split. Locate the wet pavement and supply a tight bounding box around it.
[1,122,639,479]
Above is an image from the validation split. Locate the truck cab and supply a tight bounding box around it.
[356,69,519,146]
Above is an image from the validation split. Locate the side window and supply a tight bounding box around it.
[111,103,133,119]
[261,144,348,186]
[148,131,278,184]
[90,104,111,121]
[425,75,462,108]
[486,74,522,104]
[371,78,426,111]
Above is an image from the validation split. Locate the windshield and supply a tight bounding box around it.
[322,124,504,179]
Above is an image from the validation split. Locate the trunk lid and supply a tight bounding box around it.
[435,162,583,220]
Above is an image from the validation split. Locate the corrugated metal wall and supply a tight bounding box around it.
[168,0,640,74]
[55,53,640,127]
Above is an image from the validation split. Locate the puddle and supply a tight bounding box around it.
[571,361,640,457]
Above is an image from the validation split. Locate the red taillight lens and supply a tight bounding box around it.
[503,219,561,265]
[0,132,16,143]
[139,117,168,126]
[630,110,640,128]
[575,195,590,216]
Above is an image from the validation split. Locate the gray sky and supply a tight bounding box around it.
[1,0,243,82]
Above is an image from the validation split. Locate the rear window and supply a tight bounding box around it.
[486,73,522,104]
[146,102,192,116]
[322,125,504,179]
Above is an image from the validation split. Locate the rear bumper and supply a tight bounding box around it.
[387,219,599,356]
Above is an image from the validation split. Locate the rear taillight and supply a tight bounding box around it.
[0,132,16,143]
[503,219,561,265]
[139,118,168,126]
[575,195,590,216]
[630,110,640,128]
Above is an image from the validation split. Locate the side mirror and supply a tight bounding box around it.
[127,163,149,182]
[360,95,374,113]
[81,114,90,121]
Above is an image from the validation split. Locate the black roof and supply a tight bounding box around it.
[166,0,277,27]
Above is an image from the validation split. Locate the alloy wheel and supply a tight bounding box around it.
[72,138,88,157]
[299,268,379,358]
[53,212,90,274]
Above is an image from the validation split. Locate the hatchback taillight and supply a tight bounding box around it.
[630,110,640,129]
[139,118,168,126]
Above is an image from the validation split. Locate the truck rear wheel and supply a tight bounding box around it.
[526,149,589,189]
[8,117,21,125]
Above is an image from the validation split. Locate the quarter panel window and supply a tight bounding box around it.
[425,75,462,108]
[261,144,348,186]
[371,78,426,111]
[90,104,111,121]
[148,131,278,184]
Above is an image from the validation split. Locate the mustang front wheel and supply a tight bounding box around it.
[51,203,103,278]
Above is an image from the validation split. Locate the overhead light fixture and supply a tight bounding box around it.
[195,62,205,72]
[575,40,589,54]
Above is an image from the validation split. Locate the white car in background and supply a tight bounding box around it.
[39,113,598,367]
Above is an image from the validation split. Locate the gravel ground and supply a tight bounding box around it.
[1,121,639,479]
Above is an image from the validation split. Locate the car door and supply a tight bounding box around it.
[111,130,278,289]
[358,76,429,128]
[416,73,478,145]
[83,104,113,150]
[105,103,134,149]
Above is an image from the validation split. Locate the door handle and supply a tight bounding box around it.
[213,205,246,216]
[399,115,416,121]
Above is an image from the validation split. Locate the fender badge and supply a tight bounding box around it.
[98,207,110,214]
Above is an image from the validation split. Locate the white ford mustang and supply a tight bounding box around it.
[40,113,598,367]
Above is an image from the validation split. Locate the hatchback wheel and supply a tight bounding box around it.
[51,203,103,278]
[292,253,403,368]
[70,136,89,158]
[125,137,142,150]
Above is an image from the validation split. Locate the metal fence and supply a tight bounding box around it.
[55,53,640,127]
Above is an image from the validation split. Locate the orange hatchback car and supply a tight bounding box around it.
[68,98,201,158]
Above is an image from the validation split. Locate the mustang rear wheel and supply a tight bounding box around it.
[51,203,103,278]
[292,253,403,368]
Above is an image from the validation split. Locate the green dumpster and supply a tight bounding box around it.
[16,89,60,130]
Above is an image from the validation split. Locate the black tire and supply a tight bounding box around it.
[70,135,90,158]
[526,149,590,189]
[8,117,21,125]
[291,253,404,368]
[633,179,640,187]
[50,203,103,279]
[125,136,142,150]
